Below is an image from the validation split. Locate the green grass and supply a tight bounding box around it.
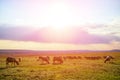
[0,52,120,80]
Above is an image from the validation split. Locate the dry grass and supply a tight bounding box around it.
[0,52,120,80]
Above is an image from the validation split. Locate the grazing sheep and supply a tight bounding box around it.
[104,56,114,63]
[53,56,63,64]
[37,56,50,64]
[84,56,101,60]
[18,57,22,62]
[6,57,19,67]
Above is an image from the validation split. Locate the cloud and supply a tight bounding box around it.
[85,17,120,37]
[0,25,119,44]
[0,40,120,50]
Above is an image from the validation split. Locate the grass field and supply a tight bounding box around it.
[0,52,120,80]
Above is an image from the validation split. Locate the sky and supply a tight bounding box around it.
[0,0,120,50]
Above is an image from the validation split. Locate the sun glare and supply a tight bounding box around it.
[21,1,91,29]
[42,2,73,29]
[48,3,71,28]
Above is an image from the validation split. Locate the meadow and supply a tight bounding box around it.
[0,51,120,80]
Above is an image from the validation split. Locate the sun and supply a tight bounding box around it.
[45,2,73,29]
[28,1,88,29]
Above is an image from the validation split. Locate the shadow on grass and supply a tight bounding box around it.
[39,63,48,65]
[0,66,17,70]
[52,63,63,65]
[109,62,118,65]
[0,67,7,70]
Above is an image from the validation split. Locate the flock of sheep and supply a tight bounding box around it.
[5,55,114,67]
